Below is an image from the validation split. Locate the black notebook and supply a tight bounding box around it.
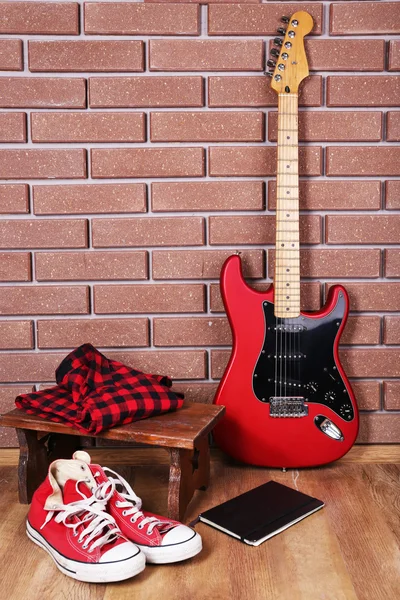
[198,481,324,546]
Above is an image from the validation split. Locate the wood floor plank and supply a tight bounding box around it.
[306,463,400,600]
[0,459,399,599]
[1,444,400,467]
[361,464,400,546]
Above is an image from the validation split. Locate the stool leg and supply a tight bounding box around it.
[167,436,210,522]
[16,428,49,504]
[168,448,194,522]
[192,435,210,491]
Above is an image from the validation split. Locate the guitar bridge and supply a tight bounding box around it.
[269,397,308,418]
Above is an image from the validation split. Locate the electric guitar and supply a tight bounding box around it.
[213,11,359,468]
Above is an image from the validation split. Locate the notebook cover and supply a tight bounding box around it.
[199,480,324,544]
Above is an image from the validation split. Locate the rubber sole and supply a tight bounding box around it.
[136,531,202,564]
[26,521,146,583]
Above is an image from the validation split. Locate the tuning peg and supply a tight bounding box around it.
[270,48,280,58]
[277,27,286,36]
[264,71,273,78]
[281,16,290,24]
[274,37,283,47]
[267,59,276,69]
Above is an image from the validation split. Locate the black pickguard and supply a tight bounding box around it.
[252,294,354,422]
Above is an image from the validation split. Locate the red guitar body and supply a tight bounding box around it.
[213,255,359,468]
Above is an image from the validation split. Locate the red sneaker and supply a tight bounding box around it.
[27,455,145,583]
[73,451,202,564]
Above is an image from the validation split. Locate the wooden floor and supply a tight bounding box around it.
[1,450,400,600]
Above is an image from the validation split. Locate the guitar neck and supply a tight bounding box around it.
[274,92,300,318]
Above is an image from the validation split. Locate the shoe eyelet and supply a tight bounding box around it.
[138,524,144,530]
[82,544,88,550]
[146,530,152,536]
[122,510,128,516]
[73,532,78,537]
[115,501,121,508]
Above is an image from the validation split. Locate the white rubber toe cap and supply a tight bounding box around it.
[100,541,141,563]
[161,525,197,546]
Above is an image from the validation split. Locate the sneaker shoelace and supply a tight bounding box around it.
[40,479,122,553]
[95,467,173,536]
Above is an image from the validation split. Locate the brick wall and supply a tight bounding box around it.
[0,0,399,447]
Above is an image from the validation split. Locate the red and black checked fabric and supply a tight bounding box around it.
[15,344,184,434]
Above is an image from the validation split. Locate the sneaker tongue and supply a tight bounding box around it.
[63,478,92,504]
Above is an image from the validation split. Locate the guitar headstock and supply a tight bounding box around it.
[267,11,313,95]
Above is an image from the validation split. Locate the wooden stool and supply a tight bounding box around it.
[0,402,225,521]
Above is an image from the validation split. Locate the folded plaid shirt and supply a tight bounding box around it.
[15,344,184,434]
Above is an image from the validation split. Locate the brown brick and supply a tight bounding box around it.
[327,76,400,107]
[91,147,204,179]
[33,184,146,215]
[305,39,384,71]
[29,41,144,73]
[94,284,205,314]
[150,112,264,142]
[0,286,89,316]
[327,215,400,245]
[269,249,380,279]
[209,75,322,108]
[331,2,400,35]
[92,217,204,248]
[0,77,86,109]
[386,180,400,209]
[149,40,264,71]
[0,219,87,249]
[209,215,321,245]
[327,147,400,177]
[209,146,322,177]
[0,184,29,214]
[389,41,400,71]
[154,317,231,347]
[0,149,87,180]
[326,283,400,312]
[385,250,400,277]
[208,4,322,35]
[383,381,400,410]
[0,39,23,70]
[341,316,381,345]
[38,318,149,349]
[110,350,206,380]
[268,111,382,142]
[357,414,400,443]
[0,321,33,349]
[349,380,381,411]
[152,249,264,280]
[172,383,218,405]
[268,180,381,211]
[84,3,199,35]
[0,386,33,446]
[210,281,321,313]
[0,2,79,35]
[211,349,229,379]
[31,113,146,143]
[35,251,148,282]
[0,252,31,282]
[0,353,68,382]
[340,349,400,378]
[387,111,400,141]
[89,76,204,108]
[151,181,264,212]
[0,113,26,143]
[383,317,400,345]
